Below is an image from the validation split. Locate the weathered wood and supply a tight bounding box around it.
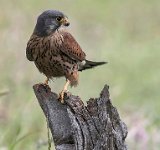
[33,84,128,150]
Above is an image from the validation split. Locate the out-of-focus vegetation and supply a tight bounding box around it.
[0,0,160,149]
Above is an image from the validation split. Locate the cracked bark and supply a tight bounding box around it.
[33,84,128,150]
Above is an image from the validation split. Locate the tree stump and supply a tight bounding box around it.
[33,84,128,150]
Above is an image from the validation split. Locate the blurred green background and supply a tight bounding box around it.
[0,0,160,149]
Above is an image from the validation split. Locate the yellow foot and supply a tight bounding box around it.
[58,91,64,103]
[44,78,49,85]
[58,90,69,103]
[58,79,70,103]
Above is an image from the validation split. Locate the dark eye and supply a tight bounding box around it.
[56,16,62,21]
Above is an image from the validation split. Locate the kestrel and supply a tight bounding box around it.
[26,10,106,102]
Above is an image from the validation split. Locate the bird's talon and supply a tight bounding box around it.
[43,78,49,85]
[58,90,69,103]
[58,92,64,103]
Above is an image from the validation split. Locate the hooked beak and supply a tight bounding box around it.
[60,17,70,26]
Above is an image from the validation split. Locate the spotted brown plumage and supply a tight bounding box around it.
[26,10,107,102]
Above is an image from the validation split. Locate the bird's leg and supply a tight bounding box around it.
[59,79,70,103]
[44,77,49,85]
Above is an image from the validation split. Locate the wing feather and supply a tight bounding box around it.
[26,35,51,61]
[26,35,40,61]
[26,31,86,64]
[59,31,86,62]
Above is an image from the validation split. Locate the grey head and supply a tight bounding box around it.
[34,10,70,37]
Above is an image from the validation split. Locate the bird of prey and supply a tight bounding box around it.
[26,10,106,102]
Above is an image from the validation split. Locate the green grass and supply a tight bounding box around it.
[0,0,160,149]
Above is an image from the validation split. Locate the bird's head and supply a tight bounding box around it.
[34,10,70,36]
